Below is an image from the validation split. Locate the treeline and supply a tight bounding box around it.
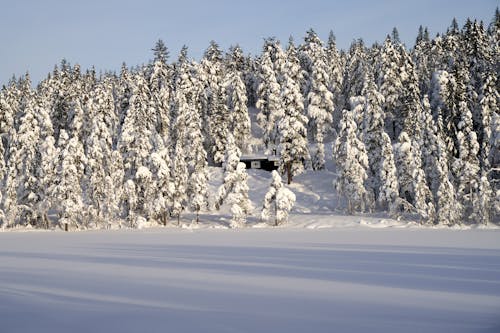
[0,10,498,229]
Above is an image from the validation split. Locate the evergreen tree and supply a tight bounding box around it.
[325,31,343,115]
[256,42,283,150]
[200,41,229,164]
[278,41,310,183]
[303,30,334,170]
[54,130,87,230]
[186,70,209,222]
[85,81,115,225]
[216,134,241,207]
[452,98,481,222]
[333,110,370,213]
[226,67,251,153]
[261,170,295,226]
[215,135,252,227]
[149,39,172,140]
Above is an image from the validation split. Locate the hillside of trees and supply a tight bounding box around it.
[0,10,498,230]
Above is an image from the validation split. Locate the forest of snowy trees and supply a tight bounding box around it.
[0,10,498,230]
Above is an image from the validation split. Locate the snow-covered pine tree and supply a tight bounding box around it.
[108,150,125,226]
[215,134,252,227]
[303,30,334,170]
[85,81,115,226]
[340,39,367,119]
[226,66,251,153]
[256,40,283,150]
[278,40,310,184]
[117,71,162,224]
[149,39,172,140]
[393,131,434,220]
[169,52,194,224]
[452,98,481,222]
[377,36,403,140]
[359,71,387,200]
[54,130,87,230]
[216,134,241,206]
[377,132,400,216]
[261,170,295,226]
[325,31,343,113]
[226,162,253,228]
[199,41,229,165]
[333,109,370,213]
[118,73,156,179]
[186,66,209,223]
[412,25,432,96]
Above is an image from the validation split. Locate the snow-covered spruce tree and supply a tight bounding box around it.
[227,162,253,228]
[256,41,283,150]
[54,130,87,230]
[226,67,251,153]
[8,90,42,226]
[169,56,192,225]
[28,80,58,229]
[199,41,229,164]
[216,134,252,227]
[186,69,209,223]
[394,132,434,222]
[216,134,241,205]
[115,63,133,145]
[117,72,160,223]
[377,132,400,216]
[108,150,125,226]
[376,36,403,140]
[85,81,116,226]
[422,110,462,226]
[303,30,334,170]
[412,25,432,96]
[118,73,156,179]
[133,165,154,226]
[261,170,295,226]
[278,40,310,184]
[429,70,457,159]
[478,72,498,171]
[340,39,368,119]
[333,110,370,213]
[325,31,343,115]
[359,72,387,199]
[452,99,481,222]
[149,39,172,140]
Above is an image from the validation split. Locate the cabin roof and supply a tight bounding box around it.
[240,154,279,161]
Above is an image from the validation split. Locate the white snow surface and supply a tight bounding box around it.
[1,228,499,333]
[1,165,500,332]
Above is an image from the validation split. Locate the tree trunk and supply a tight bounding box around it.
[287,161,292,184]
[64,222,68,232]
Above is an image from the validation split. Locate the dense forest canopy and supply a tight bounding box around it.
[0,9,498,229]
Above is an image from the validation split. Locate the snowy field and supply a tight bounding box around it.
[1,227,500,333]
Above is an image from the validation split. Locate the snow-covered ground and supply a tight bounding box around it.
[1,227,499,333]
[1,152,499,332]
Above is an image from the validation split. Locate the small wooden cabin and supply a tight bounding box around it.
[240,154,279,171]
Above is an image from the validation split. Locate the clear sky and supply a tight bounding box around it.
[0,0,497,85]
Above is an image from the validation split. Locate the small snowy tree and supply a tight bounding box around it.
[227,163,253,228]
[216,135,252,227]
[261,170,296,226]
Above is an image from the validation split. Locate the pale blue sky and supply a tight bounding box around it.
[0,0,497,84]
